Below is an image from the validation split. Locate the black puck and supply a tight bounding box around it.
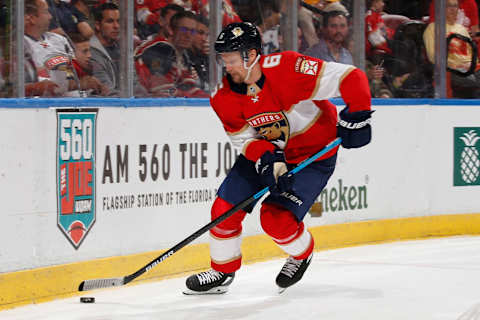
[80,297,95,303]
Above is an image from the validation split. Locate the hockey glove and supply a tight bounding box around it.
[255,150,292,193]
[337,106,374,149]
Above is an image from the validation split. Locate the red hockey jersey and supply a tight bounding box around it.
[134,35,208,97]
[135,0,168,25]
[365,10,394,57]
[210,51,371,164]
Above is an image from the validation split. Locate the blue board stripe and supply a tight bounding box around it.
[1,98,479,109]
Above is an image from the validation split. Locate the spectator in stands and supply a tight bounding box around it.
[429,0,479,37]
[0,3,7,95]
[70,33,109,96]
[366,59,393,98]
[190,15,210,92]
[90,2,120,95]
[323,0,349,15]
[305,10,353,65]
[365,0,394,58]
[297,26,307,53]
[258,1,282,54]
[192,0,241,27]
[72,0,90,17]
[298,2,320,50]
[155,4,185,41]
[25,0,80,96]
[134,10,208,97]
[135,0,168,39]
[0,52,5,95]
[24,38,60,97]
[47,0,94,39]
[423,0,480,98]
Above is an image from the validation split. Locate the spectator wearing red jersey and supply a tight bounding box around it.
[134,10,208,97]
[136,0,168,25]
[365,0,394,57]
[191,0,241,27]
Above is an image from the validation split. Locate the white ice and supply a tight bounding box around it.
[2,236,480,320]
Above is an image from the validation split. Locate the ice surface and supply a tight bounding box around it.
[2,236,480,320]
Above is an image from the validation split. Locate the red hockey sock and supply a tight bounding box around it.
[260,203,314,259]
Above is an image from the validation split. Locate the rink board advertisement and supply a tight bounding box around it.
[0,102,480,274]
[56,109,98,249]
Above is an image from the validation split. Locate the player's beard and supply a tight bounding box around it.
[229,71,245,84]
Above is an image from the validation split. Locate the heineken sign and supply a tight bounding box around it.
[454,127,480,186]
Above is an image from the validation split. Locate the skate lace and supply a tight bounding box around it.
[280,256,302,278]
[197,270,224,285]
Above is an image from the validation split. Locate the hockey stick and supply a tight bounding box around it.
[78,137,342,292]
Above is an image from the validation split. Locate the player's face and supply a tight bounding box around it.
[218,52,247,83]
[74,41,92,72]
[325,15,348,44]
[96,9,120,45]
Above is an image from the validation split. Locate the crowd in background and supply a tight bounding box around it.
[0,0,479,98]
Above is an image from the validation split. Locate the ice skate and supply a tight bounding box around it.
[276,252,313,293]
[183,269,235,295]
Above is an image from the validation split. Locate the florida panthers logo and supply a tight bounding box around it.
[247,112,290,148]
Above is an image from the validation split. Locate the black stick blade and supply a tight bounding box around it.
[79,277,125,291]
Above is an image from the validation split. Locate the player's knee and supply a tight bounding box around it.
[211,197,247,231]
[260,203,298,240]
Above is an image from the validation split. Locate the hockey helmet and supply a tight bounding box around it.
[214,22,262,61]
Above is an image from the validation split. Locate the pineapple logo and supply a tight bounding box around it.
[454,128,480,186]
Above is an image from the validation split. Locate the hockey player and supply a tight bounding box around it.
[184,22,373,294]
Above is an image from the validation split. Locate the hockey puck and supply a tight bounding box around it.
[80,297,95,303]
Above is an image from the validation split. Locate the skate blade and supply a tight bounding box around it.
[278,286,287,294]
[183,286,229,295]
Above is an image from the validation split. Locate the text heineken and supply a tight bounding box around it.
[317,179,368,212]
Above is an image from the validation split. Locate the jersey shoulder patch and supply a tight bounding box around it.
[261,51,322,78]
[294,56,320,76]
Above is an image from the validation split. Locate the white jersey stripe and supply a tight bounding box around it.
[311,62,355,101]
[227,126,259,150]
[286,100,323,138]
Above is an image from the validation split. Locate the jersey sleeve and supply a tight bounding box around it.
[210,82,275,162]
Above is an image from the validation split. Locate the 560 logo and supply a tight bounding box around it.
[57,109,97,249]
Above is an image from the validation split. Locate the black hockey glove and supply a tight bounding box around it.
[255,149,293,193]
[337,106,374,149]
